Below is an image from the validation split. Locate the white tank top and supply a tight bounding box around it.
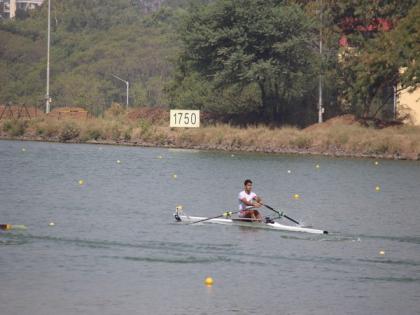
[238,190,257,211]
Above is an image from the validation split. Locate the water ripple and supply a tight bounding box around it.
[103,255,231,264]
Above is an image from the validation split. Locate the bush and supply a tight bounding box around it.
[215,131,224,144]
[35,124,46,136]
[59,121,80,142]
[123,128,132,141]
[86,127,102,140]
[153,132,166,145]
[2,119,27,136]
[111,125,121,140]
[44,121,60,137]
[138,119,153,140]
[104,103,126,119]
[79,126,103,141]
[2,120,13,132]
[290,135,313,149]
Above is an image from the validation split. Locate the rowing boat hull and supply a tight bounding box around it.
[175,215,328,234]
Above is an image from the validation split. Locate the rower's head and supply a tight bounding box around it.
[244,179,253,193]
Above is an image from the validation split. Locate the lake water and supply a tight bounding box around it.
[1,140,419,315]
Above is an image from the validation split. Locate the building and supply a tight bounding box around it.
[396,69,420,125]
[0,0,43,19]
[338,17,419,125]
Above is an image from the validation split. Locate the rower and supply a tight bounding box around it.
[238,179,263,221]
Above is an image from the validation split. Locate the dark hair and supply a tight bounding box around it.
[244,179,253,185]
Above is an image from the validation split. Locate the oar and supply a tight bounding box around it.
[261,204,300,225]
[191,210,242,224]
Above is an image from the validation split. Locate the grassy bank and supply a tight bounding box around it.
[1,110,419,160]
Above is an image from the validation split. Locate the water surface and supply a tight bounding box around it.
[1,140,419,314]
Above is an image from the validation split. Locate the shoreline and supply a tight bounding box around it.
[1,135,418,161]
[1,112,419,161]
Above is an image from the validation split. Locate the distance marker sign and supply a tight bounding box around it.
[170,109,200,128]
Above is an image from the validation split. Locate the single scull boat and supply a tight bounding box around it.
[174,210,328,235]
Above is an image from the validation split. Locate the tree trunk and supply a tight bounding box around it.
[258,81,281,124]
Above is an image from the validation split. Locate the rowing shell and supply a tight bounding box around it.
[175,214,328,235]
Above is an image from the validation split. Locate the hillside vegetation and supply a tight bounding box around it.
[0,0,185,113]
[0,0,419,127]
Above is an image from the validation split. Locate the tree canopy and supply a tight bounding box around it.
[324,0,419,118]
[170,0,319,125]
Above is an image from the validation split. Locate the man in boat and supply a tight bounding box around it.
[238,179,263,221]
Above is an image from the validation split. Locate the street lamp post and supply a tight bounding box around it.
[45,0,51,113]
[112,74,129,109]
[318,0,324,123]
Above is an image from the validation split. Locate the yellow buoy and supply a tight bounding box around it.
[22,148,26,152]
[204,277,214,286]
[173,174,177,179]
[315,164,320,169]
[374,161,379,165]
[293,194,300,200]
[379,250,385,255]
[157,155,163,159]
[117,160,121,164]
[375,186,381,192]
[49,222,55,227]
[78,179,84,185]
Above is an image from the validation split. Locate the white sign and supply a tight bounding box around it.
[170,109,200,128]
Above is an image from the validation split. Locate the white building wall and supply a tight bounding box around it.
[9,0,16,18]
[0,0,44,18]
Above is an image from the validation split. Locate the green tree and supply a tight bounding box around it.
[172,0,318,124]
[325,0,418,118]
[0,0,180,113]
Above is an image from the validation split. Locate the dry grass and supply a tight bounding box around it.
[1,111,419,159]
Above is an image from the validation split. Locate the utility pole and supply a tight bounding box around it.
[318,0,324,123]
[45,0,51,113]
[112,74,129,109]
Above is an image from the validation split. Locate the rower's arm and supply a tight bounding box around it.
[240,197,261,207]
[252,196,263,207]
